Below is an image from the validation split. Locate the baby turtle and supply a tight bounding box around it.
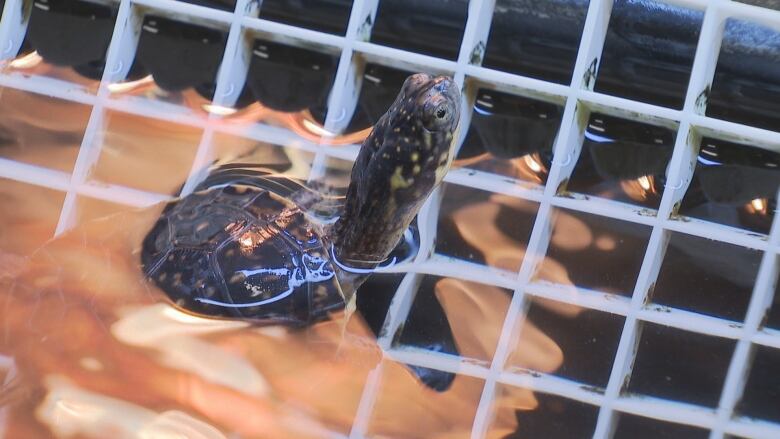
[141,73,461,328]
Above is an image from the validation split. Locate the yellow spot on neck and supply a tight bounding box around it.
[390,166,414,189]
[411,152,419,162]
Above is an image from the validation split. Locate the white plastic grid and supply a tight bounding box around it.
[0,0,777,438]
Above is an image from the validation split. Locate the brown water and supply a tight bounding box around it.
[0,202,542,438]
[0,86,552,438]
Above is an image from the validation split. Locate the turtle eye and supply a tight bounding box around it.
[423,102,453,131]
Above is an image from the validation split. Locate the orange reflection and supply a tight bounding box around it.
[620,175,658,203]
[4,51,100,90]
[185,91,372,145]
[106,81,373,146]
[452,152,549,184]
[747,197,768,215]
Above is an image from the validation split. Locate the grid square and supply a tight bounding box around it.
[708,18,780,133]
[370,0,469,60]
[613,412,710,439]
[4,0,120,92]
[394,275,458,360]
[435,182,538,273]
[258,0,353,35]
[651,232,762,321]
[0,178,65,256]
[243,38,340,117]
[454,87,563,185]
[627,322,735,407]
[108,13,228,109]
[595,0,703,109]
[211,132,316,180]
[678,137,779,235]
[506,298,624,388]
[74,195,130,225]
[0,87,90,173]
[366,359,484,438]
[534,208,652,296]
[567,113,674,209]
[482,0,590,84]
[397,275,512,364]
[345,62,416,132]
[736,345,780,422]
[176,0,236,12]
[88,110,203,195]
[493,387,599,439]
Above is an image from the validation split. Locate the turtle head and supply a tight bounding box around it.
[334,73,461,268]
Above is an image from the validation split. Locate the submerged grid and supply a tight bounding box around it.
[0,0,779,438]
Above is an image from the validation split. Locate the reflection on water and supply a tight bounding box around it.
[0,178,65,257]
[245,39,338,117]
[89,111,205,195]
[651,232,762,321]
[436,183,538,272]
[628,323,735,408]
[0,74,763,438]
[508,298,623,388]
[258,0,353,35]
[2,0,120,93]
[135,16,227,104]
[497,388,599,439]
[399,276,508,364]
[454,89,561,185]
[0,88,90,173]
[534,208,652,296]
[0,92,596,437]
[679,137,779,234]
[0,203,539,437]
[567,113,673,209]
[613,412,709,439]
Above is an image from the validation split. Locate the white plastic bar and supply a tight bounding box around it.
[0,0,27,61]
[54,0,138,235]
[471,0,617,436]
[593,1,730,436]
[710,186,780,439]
[307,0,379,183]
[179,0,255,196]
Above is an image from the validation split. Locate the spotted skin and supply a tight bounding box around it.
[335,73,461,267]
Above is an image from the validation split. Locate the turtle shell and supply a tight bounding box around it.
[141,168,345,326]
